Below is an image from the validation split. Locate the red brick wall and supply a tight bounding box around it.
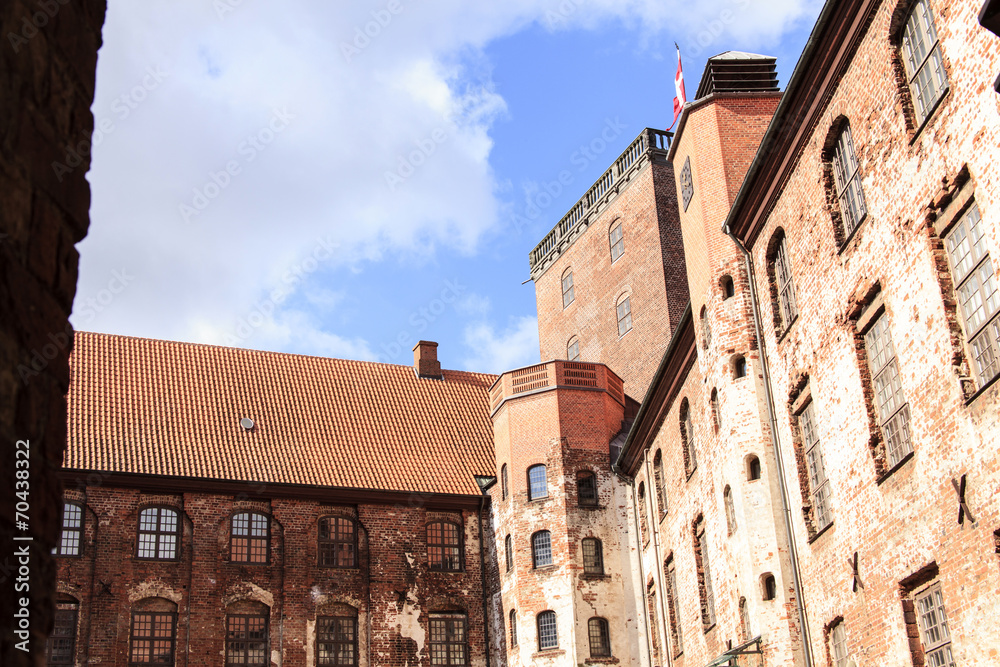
[54,485,489,667]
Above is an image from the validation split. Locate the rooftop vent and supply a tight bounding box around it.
[413,340,443,379]
[695,51,778,100]
[240,417,254,431]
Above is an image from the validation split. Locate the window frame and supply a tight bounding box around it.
[693,518,716,630]
[428,612,468,666]
[567,337,580,362]
[899,0,948,127]
[944,202,999,387]
[531,530,552,568]
[427,521,464,572]
[724,485,737,536]
[769,231,799,334]
[664,556,683,657]
[798,401,834,532]
[680,398,697,475]
[225,613,269,667]
[587,617,612,658]
[46,599,79,665]
[577,471,598,507]
[829,621,849,667]
[561,269,575,308]
[500,464,509,501]
[527,464,547,501]
[700,305,711,350]
[509,609,517,647]
[637,482,649,545]
[863,310,914,470]
[913,582,954,667]
[616,295,633,336]
[721,275,735,300]
[653,451,667,518]
[230,512,271,565]
[582,537,604,575]
[505,534,514,573]
[136,506,181,561]
[609,222,624,262]
[536,611,558,651]
[318,516,358,569]
[129,611,177,667]
[317,613,358,666]
[830,121,867,239]
[54,502,84,557]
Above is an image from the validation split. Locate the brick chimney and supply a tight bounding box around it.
[413,341,442,379]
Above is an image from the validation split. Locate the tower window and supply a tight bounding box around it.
[609,222,624,262]
[532,531,552,568]
[561,269,575,308]
[537,611,558,650]
[900,0,947,125]
[588,618,611,658]
[582,538,604,575]
[528,464,548,500]
[578,472,598,506]
[616,295,633,336]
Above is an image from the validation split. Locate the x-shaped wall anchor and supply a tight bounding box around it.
[98,580,113,596]
[848,552,864,592]
[951,475,976,527]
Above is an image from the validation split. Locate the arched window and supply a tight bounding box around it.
[130,598,177,667]
[710,388,721,432]
[231,512,269,564]
[762,573,777,601]
[724,485,737,535]
[427,522,462,571]
[537,611,558,650]
[561,268,575,308]
[747,455,762,481]
[693,517,716,629]
[137,506,180,560]
[505,534,513,573]
[829,120,867,236]
[509,609,517,647]
[609,221,624,261]
[734,355,748,379]
[616,294,633,336]
[527,464,547,500]
[679,398,697,473]
[899,0,946,124]
[588,618,611,658]
[500,464,509,501]
[46,596,79,665]
[582,538,604,575]
[226,601,269,666]
[637,482,649,543]
[767,230,798,333]
[653,450,666,518]
[721,275,735,299]
[532,531,552,568]
[577,471,598,506]
[739,597,750,642]
[567,336,581,362]
[317,608,358,666]
[318,516,357,568]
[700,305,711,350]
[54,502,83,557]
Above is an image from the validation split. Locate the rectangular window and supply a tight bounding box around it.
[831,123,867,235]
[694,521,716,630]
[226,614,268,666]
[773,236,798,330]
[562,271,575,308]
[528,465,547,500]
[617,297,633,336]
[538,611,558,650]
[800,402,833,531]
[578,474,598,506]
[567,338,580,362]
[902,0,947,124]
[864,314,913,467]
[582,539,604,575]
[664,559,683,656]
[46,602,78,665]
[830,622,849,667]
[317,616,357,666]
[915,584,954,667]
[610,224,624,261]
[137,507,179,560]
[55,503,83,556]
[429,614,467,666]
[231,513,269,564]
[946,203,999,385]
[130,612,176,667]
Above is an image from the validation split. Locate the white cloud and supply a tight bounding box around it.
[462,316,540,374]
[74,0,818,352]
[456,293,492,317]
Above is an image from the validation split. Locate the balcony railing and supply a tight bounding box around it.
[528,128,672,277]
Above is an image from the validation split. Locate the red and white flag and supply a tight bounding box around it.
[671,44,687,129]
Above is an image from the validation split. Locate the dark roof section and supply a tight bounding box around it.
[695,51,779,99]
[66,331,498,497]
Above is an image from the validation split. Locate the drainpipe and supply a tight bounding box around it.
[477,496,493,667]
[642,451,672,666]
[725,226,814,667]
[629,478,655,667]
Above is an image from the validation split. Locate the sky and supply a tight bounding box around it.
[74,0,823,375]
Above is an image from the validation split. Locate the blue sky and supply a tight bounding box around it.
[75,0,823,374]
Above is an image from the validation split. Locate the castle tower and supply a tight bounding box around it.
[529,128,689,400]
[488,360,639,665]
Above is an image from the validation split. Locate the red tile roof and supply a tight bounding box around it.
[66,331,498,496]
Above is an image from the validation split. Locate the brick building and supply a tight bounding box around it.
[43,0,1000,666]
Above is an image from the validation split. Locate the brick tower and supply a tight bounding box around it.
[529,128,689,400]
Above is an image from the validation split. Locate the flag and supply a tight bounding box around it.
[671,44,687,129]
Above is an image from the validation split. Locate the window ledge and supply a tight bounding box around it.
[837,213,869,255]
[964,370,1000,406]
[584,657,619,664]
[532,649,565,658]
[581,572,610,581]
[533,564,558,573]
[807,520,834,545]
[775,314,798,345]
[909,87,950,145]
[876,450,915,486]
[578,503,603,510]
[703,621,717,635]
[685,465,698,482]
